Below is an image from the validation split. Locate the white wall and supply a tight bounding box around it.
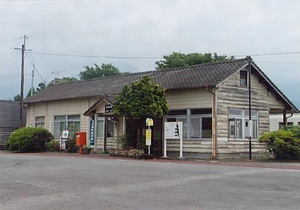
[269,113,300,131]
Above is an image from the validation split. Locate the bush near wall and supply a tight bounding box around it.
[259,126,300,160]
[5,127,54,152]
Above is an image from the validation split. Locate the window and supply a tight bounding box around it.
[35,116,45,128]
[279,122,293,130]
[240,71,247,87]
[228,109,258,140]
[106,118,114,138]
[97,117,104,138]
[54,115,80,138]
[166,109,212,140]
[298,122,300,126]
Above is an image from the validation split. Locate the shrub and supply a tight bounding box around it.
[5,127,54,152]
[259,128,300,160]
[45,139,60,152]
[282,125,300,138]
[119,134,134,150]
[66,138,78,153]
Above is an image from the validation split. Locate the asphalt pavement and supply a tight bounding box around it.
[0,151,299,210]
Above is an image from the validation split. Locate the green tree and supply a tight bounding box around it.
[113,76,169,149]
[26,87,36,98]
[48,77,78,86]
[36,82,46,92]
[14,94,21,101]
[79,63,122,80]
[155,52,235,70]
[113,76,169,118]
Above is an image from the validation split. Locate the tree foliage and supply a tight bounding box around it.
[155,52,235,70]
[113,76,169,119]
[48,77,78,86]
[36,82,47,92]
[259,126,300,160]
[5,127,54,152]
[14,82,47,100]
[79,63,122,80]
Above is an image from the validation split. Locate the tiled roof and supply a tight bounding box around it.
[24,57,298,112]
[25,58,248,103]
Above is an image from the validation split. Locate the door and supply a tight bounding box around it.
[97,117,105,150]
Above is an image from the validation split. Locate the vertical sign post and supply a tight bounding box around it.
[90,116,95,146]
[164,122,183,158]
[178,122,183,158]
[146,118,153,155]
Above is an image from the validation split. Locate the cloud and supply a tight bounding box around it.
[0,0,299,107]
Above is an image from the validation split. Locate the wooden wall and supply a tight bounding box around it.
[216,68,285,141]
[0,100,26,147]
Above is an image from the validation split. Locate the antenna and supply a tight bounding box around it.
[51,71,64,85]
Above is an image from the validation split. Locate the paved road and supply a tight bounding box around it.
[0,152,299,210]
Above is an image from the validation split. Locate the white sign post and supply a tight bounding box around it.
[145,118,153,155]
[60,130,69,151]
[164,122,183,158]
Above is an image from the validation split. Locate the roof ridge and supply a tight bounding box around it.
[152,57,247,73]
[45,58,248,88]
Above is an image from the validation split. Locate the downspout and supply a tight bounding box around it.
[283,109,287,126]
[284,109,293,125]
[286,112,294,120]
[206,86,217,159]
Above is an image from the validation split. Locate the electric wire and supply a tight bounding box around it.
[26,52,47,84]
[0,37,22,45]
[29,51,161,60]
[237,51,300,57]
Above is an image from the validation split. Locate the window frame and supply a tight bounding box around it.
[240,71,248,87]
[228,108,258,141]
[166,109,212,140]
[53,115,81,138]
[35,116,45,128]
[279,122,293,130]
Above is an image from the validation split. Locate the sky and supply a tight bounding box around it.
[0,0,299,108]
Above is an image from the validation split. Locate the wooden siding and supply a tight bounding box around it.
[27,97,98,138]
[166,139,268,159]
[217,69,285,140]
[0,101,25,146]
[166,89,212,110]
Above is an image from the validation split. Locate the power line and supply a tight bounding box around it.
[255,61,300,65]
[0,74,31,78]
[27,40,85,70]
[29,51,161,60]
[0,37,22,45]
[26,52,47,83]
[237,51,300,57]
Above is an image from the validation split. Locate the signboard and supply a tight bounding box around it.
[60,130,69,150]
[146,129,151,146]
[146,118,153,127]
[164,122,180,139]
[62,130,69,139]
[90,116,95,146]
[105,104,113,113]
[164,122,183,158]
[60,140,66,150]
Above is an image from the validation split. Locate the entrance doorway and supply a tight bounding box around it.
[126,118,163,157]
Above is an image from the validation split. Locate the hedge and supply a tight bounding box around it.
[5,127,54,152]
[259,126,300,160]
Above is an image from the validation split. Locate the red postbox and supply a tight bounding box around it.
[76,132,86,154]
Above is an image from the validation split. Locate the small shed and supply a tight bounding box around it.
[0,100,26,148]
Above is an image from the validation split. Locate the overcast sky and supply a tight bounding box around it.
[0,0,299,108]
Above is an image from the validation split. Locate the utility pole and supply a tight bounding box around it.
[31,64,35,96]
[247,56,252,160]
[15,35,28,128]
[20,35,26,128]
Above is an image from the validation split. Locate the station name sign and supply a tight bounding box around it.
[105,104,113,113]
